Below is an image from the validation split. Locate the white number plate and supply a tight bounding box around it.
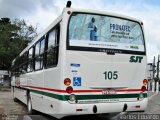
[102,89,117,95]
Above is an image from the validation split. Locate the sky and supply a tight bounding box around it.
[0,0,160,62]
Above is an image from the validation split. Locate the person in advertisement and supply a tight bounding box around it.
[88,17,98,41]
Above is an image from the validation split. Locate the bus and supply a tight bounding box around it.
[11,1,148,118]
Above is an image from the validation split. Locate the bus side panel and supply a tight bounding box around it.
[14,87,27,105]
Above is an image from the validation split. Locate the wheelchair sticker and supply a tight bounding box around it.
[73,77,81,86]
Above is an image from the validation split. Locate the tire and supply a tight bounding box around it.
[27,94,34,115]
[13,97,19,102]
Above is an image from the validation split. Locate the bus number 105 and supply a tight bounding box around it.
[103,71,118,80]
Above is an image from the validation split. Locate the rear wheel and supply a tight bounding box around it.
[27,94,34,114]
[13,97,19,102]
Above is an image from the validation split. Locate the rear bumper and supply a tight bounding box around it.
[55,98,148,118]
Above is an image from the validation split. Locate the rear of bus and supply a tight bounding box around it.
[61,8,148,116]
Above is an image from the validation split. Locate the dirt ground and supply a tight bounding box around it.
[0,88,27,120]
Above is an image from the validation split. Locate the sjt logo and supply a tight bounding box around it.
[130,56,143,63]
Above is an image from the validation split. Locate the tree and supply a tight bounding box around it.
[0,17,37,70]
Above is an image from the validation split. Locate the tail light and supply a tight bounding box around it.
[141,86,147,92]
[66,86,73,94]
[143,79,148,85]
[64,78,71,86]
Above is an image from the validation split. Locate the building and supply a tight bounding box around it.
[0,70,10,87]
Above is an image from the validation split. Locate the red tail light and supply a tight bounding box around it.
[66,86,73,94]
[141,86,147,92]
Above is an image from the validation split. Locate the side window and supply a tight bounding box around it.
[18,56,23,73]
[45,26,59,68]
[40,39,45,69]
[28,47,34,72]
[35,42,41,70]
[46,30,56,67]
[14,56,21,75]
[35,38,45,70]
[24,52,28,71]
[22,52,28,73]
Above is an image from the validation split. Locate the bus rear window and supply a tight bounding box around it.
[68,13,145,54]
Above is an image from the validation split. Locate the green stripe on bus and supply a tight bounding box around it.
[30,89,68,101]
[14,86,147,101]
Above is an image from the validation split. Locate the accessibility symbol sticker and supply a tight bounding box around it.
[73,77,81,86]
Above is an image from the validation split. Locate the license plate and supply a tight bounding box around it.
[102,89,117,95]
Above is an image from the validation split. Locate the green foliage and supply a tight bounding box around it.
[0,17,37,70]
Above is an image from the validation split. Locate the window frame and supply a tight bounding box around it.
[21,51,28,74]
[44,24,60,69]
[27,46,34,73]
[34,37,45,71]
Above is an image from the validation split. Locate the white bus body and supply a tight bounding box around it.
[11,7,148,118]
